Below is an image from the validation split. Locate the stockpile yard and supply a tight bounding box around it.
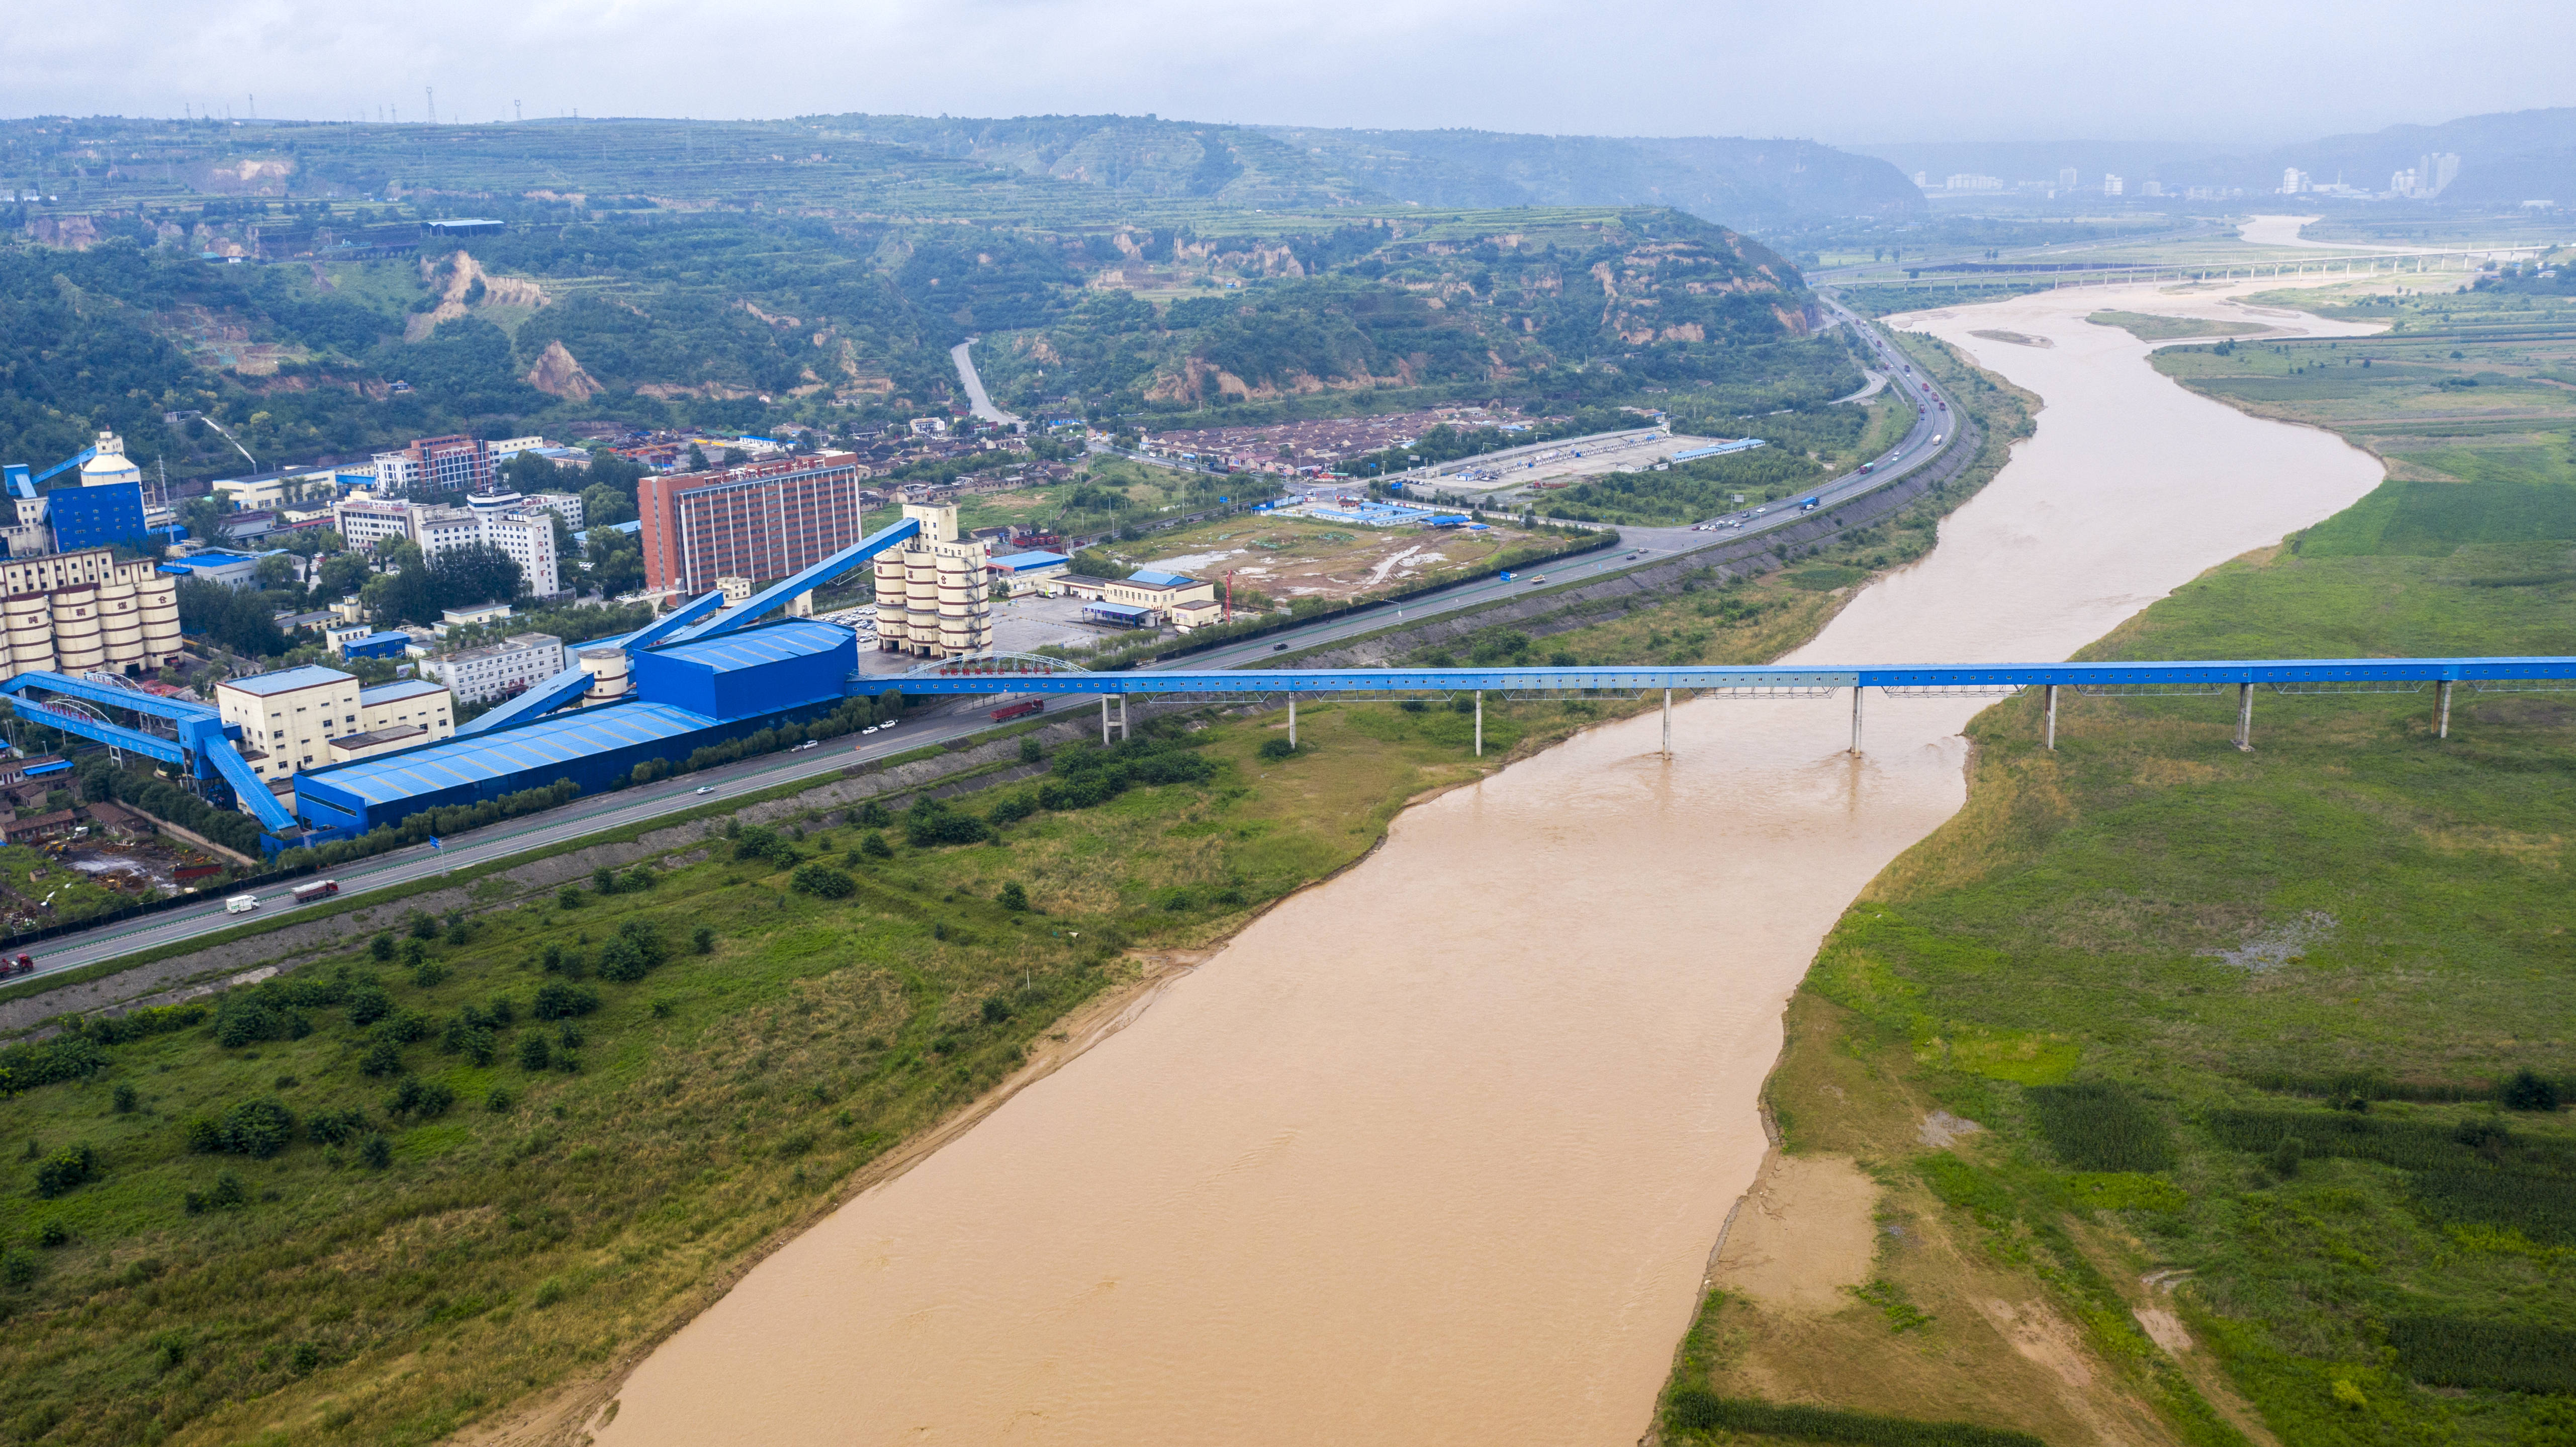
[1102,512,1539,603]
[1148,406,1532,470]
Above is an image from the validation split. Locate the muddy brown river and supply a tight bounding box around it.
[594,282,2387,1445]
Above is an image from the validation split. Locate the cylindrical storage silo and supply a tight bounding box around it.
[872,554,910,650]
[3,594,54,678]
[137,575,182,665]
[50,587,104,673]
[95,577,142,669]
[578,645,630,704]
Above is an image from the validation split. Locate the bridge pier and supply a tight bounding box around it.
[2044,683,2058,750]
[2235,683,2254,752]
[1289,695,1297,750]
[1662,688,1672,758]
[2437,680,2452,740]
[1850,685,1864,755]
[1475,691,1484,757]
[1101,696,1111,745]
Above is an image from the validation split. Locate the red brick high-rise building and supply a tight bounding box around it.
[636,452,873,595]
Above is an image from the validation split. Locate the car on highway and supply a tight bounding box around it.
[695,785,716,794]
[795,740,820,750]
[1527,575,1547,585]
[1272,642,1291,652]
[5,954,32,977]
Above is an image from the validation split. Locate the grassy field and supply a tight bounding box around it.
[2088,310,2283,341]
[1660,284,2576,1444]
[0,701,1618,1447]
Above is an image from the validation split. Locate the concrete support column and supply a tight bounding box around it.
[2044,683,2058,751]
[1850,685,1864,755]
[2437,680,2453,740]
[1118,695,1130,742]
[1474,691,1484,758]
[1289,695,1297,750]
[2235,683,2255,752]
[1662,688,1673,758]
[1101,695,1111,745]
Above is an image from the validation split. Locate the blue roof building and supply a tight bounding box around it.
[158,550,284,589]
[47,481,148,554]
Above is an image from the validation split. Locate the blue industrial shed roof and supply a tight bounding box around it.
[224,665,353,696]
[1126,569,1198,587]
[992,551,1070,571]
[1085,600,1152,618]
[299,700,721,808]
[642,618,851,669]
[359,678,446,705]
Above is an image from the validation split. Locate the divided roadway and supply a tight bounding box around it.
[21,317,1953,984]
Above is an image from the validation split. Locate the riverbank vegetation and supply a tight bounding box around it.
[0,694,1622,1446]
[1666,287,2576,1444]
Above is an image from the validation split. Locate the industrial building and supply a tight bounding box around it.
[1,430,151,558]
[215,667,457,781]
[870,505,993,657]
[636,451,874,595]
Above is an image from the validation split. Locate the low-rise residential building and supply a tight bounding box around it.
[419,632,567,704]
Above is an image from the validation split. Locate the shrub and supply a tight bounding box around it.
[369,933,395,961]
[360,1135,392,1169]
[998,882,1029,912]
[691,925,715,954]
[2270,1134,2304,1179]
[400,939,429,969]
[531,981,598,1020]
[217,1101,296,1159]
[410,960,448,989]
[2502,1070,2562,1112]
[860,831,892,859]
[386,1012,431,1045]
[182,1172,248,1215]
[358,1039,404,1077]
[598,937,649,981]
[0,1250,34,1287]
[32,1144,98,1198]
[592,865,617,895]
[980,995,1013,1025]
[35,1220,68,1248]
[1019,737,1044,763]
[904,798,990,848]
[306,1109,370,1146]
[623,864,657,891]
[2390,1317,2576,1394]
[486,1088,514,1113]
[1665,1390,2044,1446]
[557,885,583,909]
[791,864,856,898]
[987,794,1037,825]
[345,985,394,1027]
[385,1077,454,1120]
[518,1034,553,1072]
[112,1082,137,1113]
[1257,737,1296,761]
[406,910,438,941]
[856,800,891,828]
[2025,1082,2173,1171]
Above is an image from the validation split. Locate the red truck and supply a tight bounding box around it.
[991,699,1046,723]
[290,879,339,904]
[5,955,32,977]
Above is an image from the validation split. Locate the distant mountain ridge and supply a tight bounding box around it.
[1854,107,2576,204]
[806,113,1922,228]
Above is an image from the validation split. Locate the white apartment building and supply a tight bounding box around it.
[0,548,183,682]
[337,495,562,595]
[529,491,585,528]
[371,451,423,490]
[420,631,566,704]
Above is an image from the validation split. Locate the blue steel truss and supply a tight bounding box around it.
[0,671,298,832]
[452,664,598,737]
[880,657,2576,696]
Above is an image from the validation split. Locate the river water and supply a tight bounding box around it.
[596,283,2384,1446]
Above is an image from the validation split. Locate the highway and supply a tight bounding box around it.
[18,314,1956,988]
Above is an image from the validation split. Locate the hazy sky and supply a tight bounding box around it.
[12,0,2570,144]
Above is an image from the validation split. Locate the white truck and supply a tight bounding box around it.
[225,894,259,914]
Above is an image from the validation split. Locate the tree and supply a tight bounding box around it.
[579,482,636,527]
[253,553,299,592]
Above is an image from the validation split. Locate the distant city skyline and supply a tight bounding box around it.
[4,0,2568,148]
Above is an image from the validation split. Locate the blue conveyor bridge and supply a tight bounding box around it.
[0,671,299,832]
